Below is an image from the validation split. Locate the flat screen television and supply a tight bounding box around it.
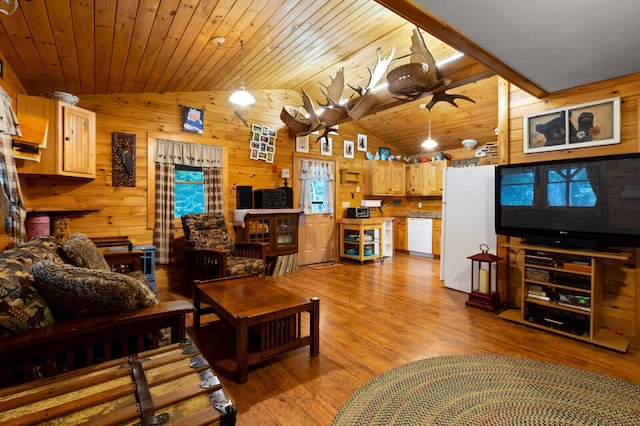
[495,153,640,250]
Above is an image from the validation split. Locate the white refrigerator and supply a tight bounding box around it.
[440,165,497,293]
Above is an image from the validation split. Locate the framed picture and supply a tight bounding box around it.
[379,147,391,161]
[182,107,204,134]
[296,135,309,153]
[321,137,332,156]
[343,140,354,159]
[357,133,367,151]
[523,97,620,154]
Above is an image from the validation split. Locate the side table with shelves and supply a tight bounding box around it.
[499,243,631,352]
[340,218,384,264]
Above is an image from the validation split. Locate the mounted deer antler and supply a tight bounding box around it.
[347,45,396,120]
[318,68,349,107]
[299,89,325,135]
[348,45,396,96]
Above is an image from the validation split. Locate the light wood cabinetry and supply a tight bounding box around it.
[431,219,442,256]
[499,243,631,352]
[427,160,448,195]
[405,164,423,195]
[364,161,405,196]
[404,160,450,196]
[340,218,384,263]
[394,217,408,251]
[16,95,96,178]
[340,169,361,184]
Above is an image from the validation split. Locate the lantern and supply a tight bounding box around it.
[466,244,502,312]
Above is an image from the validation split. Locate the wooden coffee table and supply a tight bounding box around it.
[194,275,320,383]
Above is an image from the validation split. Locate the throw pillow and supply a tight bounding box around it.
[0,236,62,336]
[61,233,111,271]
[32,260,158,319]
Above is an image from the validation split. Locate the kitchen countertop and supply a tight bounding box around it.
[397,211,442,219]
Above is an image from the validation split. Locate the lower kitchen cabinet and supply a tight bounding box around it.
[394,217,408,252]
[432,219,442,256]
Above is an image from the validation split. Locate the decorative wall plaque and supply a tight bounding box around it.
[112,132,136,187]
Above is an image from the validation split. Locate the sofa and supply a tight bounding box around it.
[0,233,194,388]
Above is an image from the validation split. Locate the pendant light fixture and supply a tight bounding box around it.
[228,40,255,106]
[211,37,256,106]
[420,104,438,149]
[0,0,18,15]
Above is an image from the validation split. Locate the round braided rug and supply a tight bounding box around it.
[332,354,640,425]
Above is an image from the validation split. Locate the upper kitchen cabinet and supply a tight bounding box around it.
[16,95,96,178]
[404,160,450,196]
[405,163,423,195]
[427,160,449,196]
[364,161,405,196]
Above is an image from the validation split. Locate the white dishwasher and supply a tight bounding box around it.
[407,217,433,255]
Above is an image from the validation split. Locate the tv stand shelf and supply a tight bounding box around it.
[499,243,631,352]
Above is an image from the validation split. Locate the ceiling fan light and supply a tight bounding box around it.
[229,88,255,105]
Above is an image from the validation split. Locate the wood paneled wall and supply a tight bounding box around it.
[499,72,640,338]
[14,91,374,228]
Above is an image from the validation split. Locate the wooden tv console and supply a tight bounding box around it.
[499,243,632,352]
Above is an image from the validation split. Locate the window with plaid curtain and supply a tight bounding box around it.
[153,139,223,264]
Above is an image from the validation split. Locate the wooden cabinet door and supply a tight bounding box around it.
[390,162,405,195]
[394,218,408,251]
[274,214,298,255]
[16,95,96,178]
[365,161,388,195]
[405,164,423,195]
[365,161,405,195]
[373,161,391,194]
[432,219,442,255]
[62,104,96,177]
[427,161,448,195]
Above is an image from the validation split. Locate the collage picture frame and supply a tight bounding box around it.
[250,124,277,163]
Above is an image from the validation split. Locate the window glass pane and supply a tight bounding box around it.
[310,180,325,213]
[175,165,205,218]
[175,169,203,183]
[175,183,205,217]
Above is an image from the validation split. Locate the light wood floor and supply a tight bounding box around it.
[158,253,640,426]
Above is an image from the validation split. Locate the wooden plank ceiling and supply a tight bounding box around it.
[0,0,499,154]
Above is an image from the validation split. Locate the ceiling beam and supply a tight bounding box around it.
[375,0,548,98]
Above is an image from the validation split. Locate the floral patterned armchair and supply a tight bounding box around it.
[181,212,265,286]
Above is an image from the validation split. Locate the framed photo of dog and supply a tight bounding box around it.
[523,97,620,154]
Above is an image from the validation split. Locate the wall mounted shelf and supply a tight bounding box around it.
[340,169,361,184]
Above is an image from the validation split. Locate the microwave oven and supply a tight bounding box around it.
[346,207,370,218]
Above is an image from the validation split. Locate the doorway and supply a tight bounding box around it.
[293,154,336,265]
